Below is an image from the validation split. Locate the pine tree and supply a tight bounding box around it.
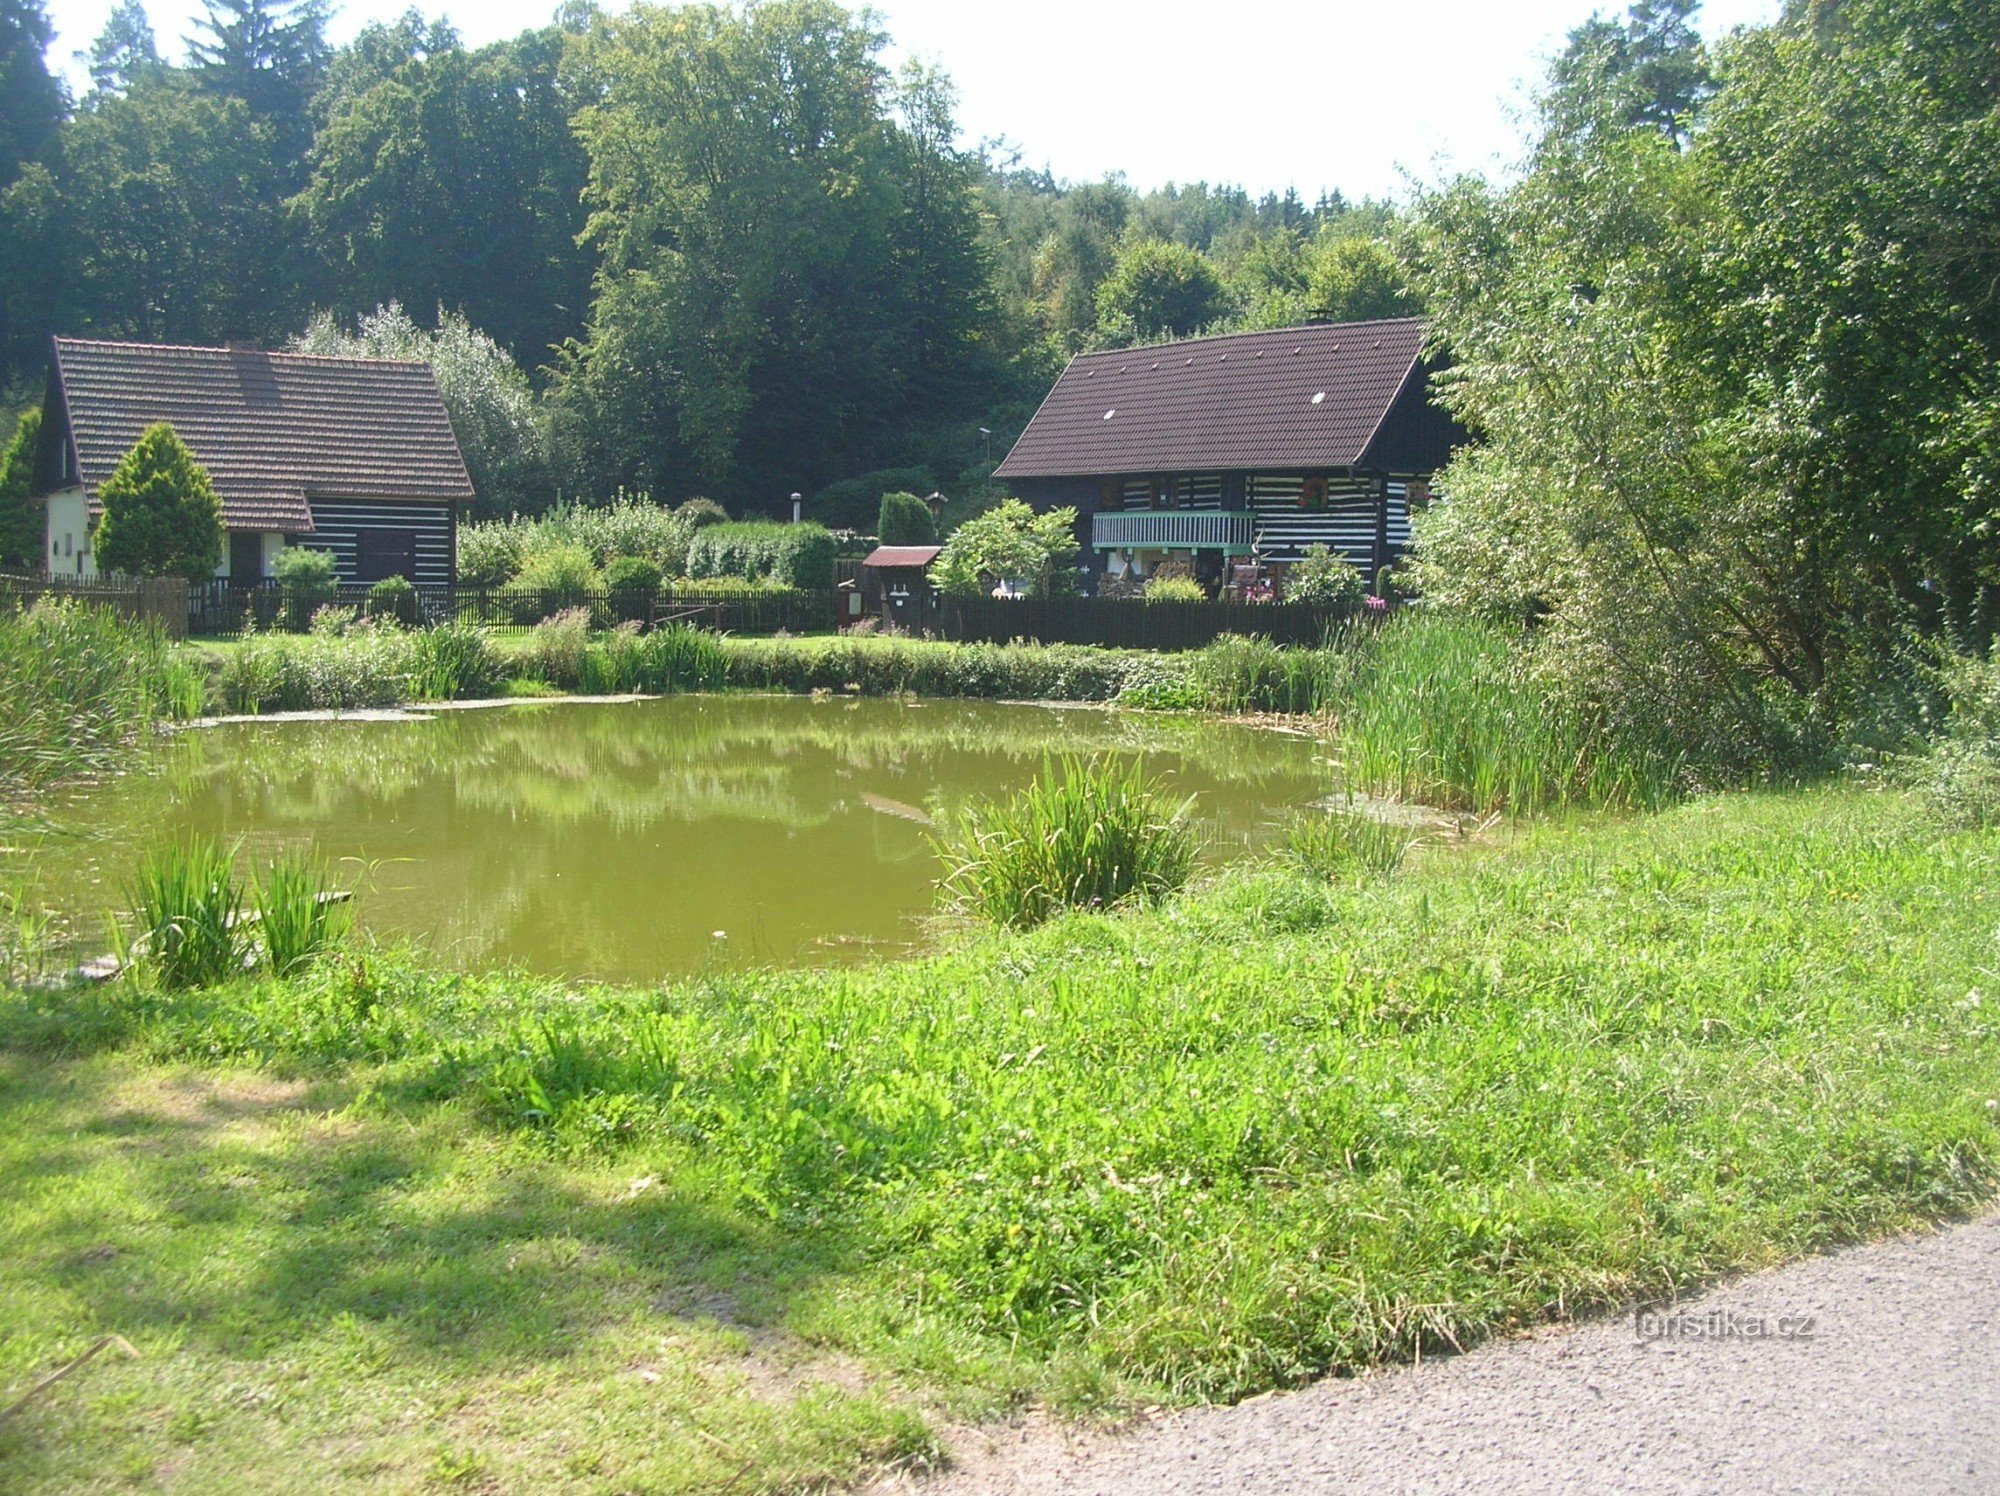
[876,490,936,547]
[94,423,224,583]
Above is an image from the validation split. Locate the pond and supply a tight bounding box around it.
[11,696,1339,981]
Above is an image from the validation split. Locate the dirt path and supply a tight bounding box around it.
[920,1213,2000,1494]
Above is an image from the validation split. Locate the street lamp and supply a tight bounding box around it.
[978,427,992,470]
[790,491,802,524]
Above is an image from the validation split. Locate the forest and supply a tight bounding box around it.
[0,0,1410,518]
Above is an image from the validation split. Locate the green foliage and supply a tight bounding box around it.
[1283,807,1415,880]
[409,621,499,701]
[221,622,502,713]
[93,423,224,583]
[0,600,182,795]
[876,491,937,547]
[1406,0,2000,772]
[292,304,548,514]
[1141,574,1206,604]
[933,754,1197,929]
[674,497,729,529]
[686,522,837,589]
[813,467,936,530]
[1093,235,1229,343]
[0,405,40,568]
[252,848,348,976]
[520,614,726,695]
[1284,546,1368,608]
[270,545,336,633]
[1185,632,1356,715]
[129,837,245,990]
[507,543,601,616]
[929,499,1080,598]
[602,555,663,623]
[460,497,695,586]
[365,573,418,625]
[720,634,1148,701]
[454,522,521,588]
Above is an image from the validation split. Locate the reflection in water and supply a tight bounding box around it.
[15,697,1337,981]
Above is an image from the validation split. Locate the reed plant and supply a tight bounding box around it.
[253,849,349,976]
[129,837,246,989]
[934,754,1197,929]
[0,600,182,796]
[1283,805,1417,879]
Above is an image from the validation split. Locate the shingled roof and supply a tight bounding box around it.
[47,338,475,532]
[994,318,1433,479]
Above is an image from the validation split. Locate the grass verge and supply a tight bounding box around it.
[2,784,1995,1489]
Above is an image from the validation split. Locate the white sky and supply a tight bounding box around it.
[40,0,1783,199]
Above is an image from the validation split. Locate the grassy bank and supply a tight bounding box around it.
[195,613,1678,812]
[2,784,1994,1489]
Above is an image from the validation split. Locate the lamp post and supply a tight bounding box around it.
[790,491,802,524]
[979,427,992,471]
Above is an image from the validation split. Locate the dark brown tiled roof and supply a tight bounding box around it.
[993,319,1429,478]
[861,545,942,568]
[53,338,475,532]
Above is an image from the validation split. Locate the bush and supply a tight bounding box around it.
[93,423,224,583]
[603,555,664,623]
[675,497,729,528]
[410,622,501,701]
[810,466,935,529]
[1143,575,1207,604]
[719,636,1149,701]
[934,754,1197,929]
[1902,650,2000,828]
[525,608,594,689]
[456,522,522,588]
[367,574,419,626]
[686,522,836,589]
[506,543,601,621]
[877,491,937,546]
[272,547,338,633]
[1284,546,1368,609]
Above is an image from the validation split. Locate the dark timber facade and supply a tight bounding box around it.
[994,318,1464,591]
[35,338,473,586]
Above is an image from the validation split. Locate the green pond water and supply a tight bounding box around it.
[13,696,1339,981]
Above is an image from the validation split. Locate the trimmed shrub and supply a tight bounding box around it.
[1284,545,1368,609]
[810,466,935,529]
[686,522,836,589]
[1143,575,1207,604]
[93,423,224,583]
[877,491,937,546]
[366,574,419,625]
[272,547,338,633]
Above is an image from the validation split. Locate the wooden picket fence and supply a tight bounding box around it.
[0,572,188,639]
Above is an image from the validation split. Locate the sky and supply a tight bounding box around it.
[40,0,1783,199]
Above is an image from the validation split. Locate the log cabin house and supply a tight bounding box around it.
[34,337,472,587]
[993,318,1464,594]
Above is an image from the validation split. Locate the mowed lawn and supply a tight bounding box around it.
[2,785,1996,1491]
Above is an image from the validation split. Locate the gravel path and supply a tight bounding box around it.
[924,1213,2000,1494]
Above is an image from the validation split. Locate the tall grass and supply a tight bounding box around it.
[1283,806,1417,879]
[253,849,348,976]
[934,754,1197,929]
[129,838,246,989]
[0,600,194,797]
[1339,614,1683,813]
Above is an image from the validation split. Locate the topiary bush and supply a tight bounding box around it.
[675,497,729,529]
[366,574,419,626]
[686,522,836,589]
[1143,574,1206,604]
[810,466,935,530]
[272,547,338,633]
[877,491,938,546]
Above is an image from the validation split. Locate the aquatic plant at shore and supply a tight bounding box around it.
[129,837,245,989]
[934,754,1197,929]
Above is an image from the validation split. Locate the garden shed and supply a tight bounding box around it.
[858,544,942,622]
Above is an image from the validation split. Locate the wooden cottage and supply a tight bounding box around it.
[35,337,473,586]
[993,318,1464,593]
